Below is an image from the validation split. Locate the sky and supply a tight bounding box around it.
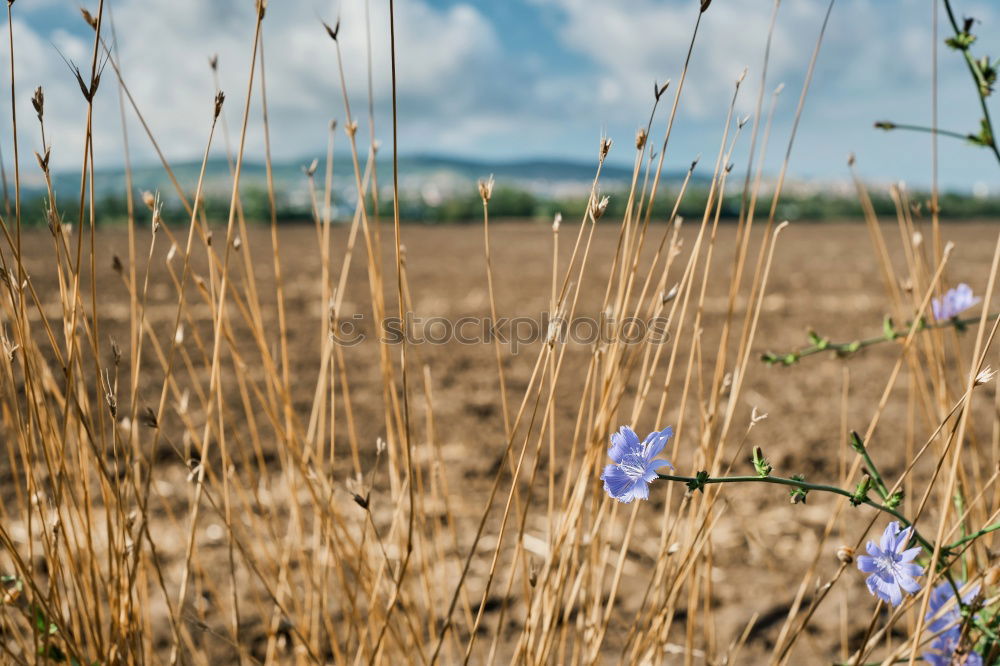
[2,0,999,192]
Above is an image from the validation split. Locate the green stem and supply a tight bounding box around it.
[656,473,935,552]
[876,121,975,143]
[946,521,1000,550]
[763,313,998,366]
[852,432,891,500]
[942,0,1000,165]
[656,472,992,622]
[833,657,924,666]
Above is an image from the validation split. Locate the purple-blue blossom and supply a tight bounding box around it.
[933,283,980,321]
[601,426,673,503]
[856,521,923,606]
[923,580,982,666]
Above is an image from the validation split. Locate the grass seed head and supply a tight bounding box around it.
[635,127,647,149]
[102,370,117,418]
[31,86,43,121]
[34,147,50,173]
[140,407,158,429]
[80,7,98,30]
[590,195,610,221]
[214,91,225,119]
[109,336,122,366]
[323,18,341,42]
[478,175,495,203]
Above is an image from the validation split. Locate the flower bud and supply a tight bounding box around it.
[836,546,854,564]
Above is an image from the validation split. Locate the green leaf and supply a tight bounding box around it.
[789,474,809,504]
[686,471,710,494]
[850,476,873,507]
[882,315,897,341]
[751,446,772,478]
[849,431,865,454]
[945,31,976,51]
[968,118,995,148]
[33,605,58,636]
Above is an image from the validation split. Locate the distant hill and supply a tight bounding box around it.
[21,154,995,224]
[22,154,702,207]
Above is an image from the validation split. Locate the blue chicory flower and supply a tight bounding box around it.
[923,580,982,666]
[924,629,983,666]
[933,283,980,321]
[856,521,923,606]
[601,425,673,503]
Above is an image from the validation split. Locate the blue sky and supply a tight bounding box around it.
[3,0,999,191]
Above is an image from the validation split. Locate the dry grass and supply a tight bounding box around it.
[0,1,999,665]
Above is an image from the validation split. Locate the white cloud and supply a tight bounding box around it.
[2,0,999,189]
[526,0,825,118]
[1,0,502,173]
[525,0,1000,186]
